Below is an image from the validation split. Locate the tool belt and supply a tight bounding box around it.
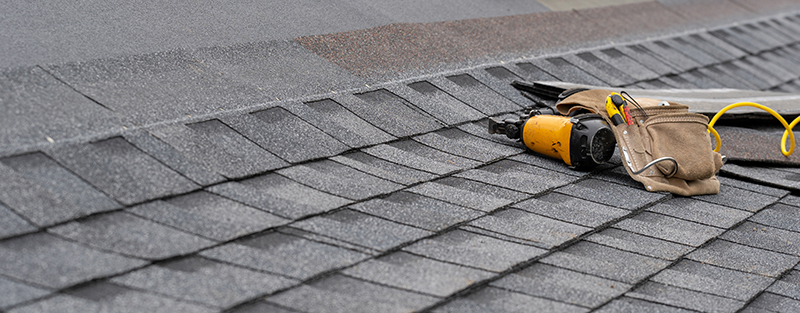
[556,89,724,196]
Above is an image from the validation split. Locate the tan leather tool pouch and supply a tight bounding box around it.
[556,89,723,196]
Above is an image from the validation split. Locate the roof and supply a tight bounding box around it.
[2,0,800,312]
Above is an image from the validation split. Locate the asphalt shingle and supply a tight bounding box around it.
[122,130,224,186]
[111,256,297,308]
[200,231,369,280]
[746,292,800,313]
[396,80,485,125]
[405,181,514,212]
[433,176,531,203]
[0,233,146,289]
[363,140,479,175]
[626,281,744,313]
[514,192,628,227]
[284,99,395,148]
[709,28,762,54]
[469,68,532,106]
[49,212,216,260]
[512,62,559,81]
[526,57,608,86]
[615,45,678,76]
[556,179,666,210]
[147,119,287,179]
[613,211,724,247]
[223,108,348,163]
[563,53,634,86]
[540,241,671,284]
[267,274,439,313]
[717,169,788,198]
[330,151,438,186]
[0,203,37,240]
[594,296,696,313]
[492,263,630,308]
[432,74,521,115]
[47,137,199,206]
[648,197,752,229]
[767,270,800,299]
[350,191,483,231]
[720,221,800,256]
[207,173,352,219]
[694,184,780,213]
[585,228,693,261]
[291,209,432,252]
[686,239,799,277]
[469,208,590,249]
[457,160,578,194]
[650,259,774,301]
[433,286,588,313]
[413,128,523,162]
[0,276,50,310]
[347,90,443,137]
[127,191,288,241]
[713,61,772,90]
[403,229,546,272]
[507,152,596,177]
[342,251,494,297]
[278,159,402,200]
[755,203,800,233]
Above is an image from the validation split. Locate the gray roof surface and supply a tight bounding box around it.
[4,0,800,312]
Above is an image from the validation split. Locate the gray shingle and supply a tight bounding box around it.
[350,191,483,231]
[207,173,352,219]
[277,160,402,200]
[469,208,590,249]
[405,181,513,212]
[782,195,800,208]
[712,61,771,90]
[512,62,559,81]
[434,176,531,203]
[433,286,588,313]
[729,58,785,88]
[391,81,485,125]
[279,227,379,255]
[403,229,546,272]
[717,176,789,198]
[47,137,199,206]
[0,233,146,289]
[507,153,595,177]
[0,203,36,240]
[585,228,693,261]
[689,32,748,59]
[678,69,725,88]
[563,53,634,86]
[709,28,762,54]
[492,263,630,308]
[650,259,774,301]
[122,130,224,186]
[747,292,800,313]
[663,37,721,65]
[626,281,744,313]
[594,48,659,81]
[753,203,800,234]
[284,99,395,148]
[229,301,297,313]
[291,209,432,251]
[342,251,493,297]
[469,68,532,106]
[457,160,578,194]
[695,183,780,212]
[767,270,800,299]
[744,55,797,83]
[514,192,628,227]
[413,128,523,162]
[10,282,215,313]
[526,57,608,86]
[147,119,287,179]
[648,197,751,229]
[346,90,443,137]
[616,45,679,75]
[127,191,288,241]
[720,165,800,195]
[595,297,697,313]
[223,108,348,163]
[0,276,50,310]
[720,221,800,255]
[49,212,216,260]
[540,241,670,284]
[330,151,437,186]
[613,212,724,247]
[267,274,439,313]
[556,179,666,210]
[200,232,369,280]
[677,34,736,62]
[111,256,297,308]
[686,240,800,277]
[433,74,521,115]
[363,141,477,175]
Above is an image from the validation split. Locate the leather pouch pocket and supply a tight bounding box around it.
[644,113,716,181]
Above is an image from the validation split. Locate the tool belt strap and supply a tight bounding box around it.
[556,89,723,196]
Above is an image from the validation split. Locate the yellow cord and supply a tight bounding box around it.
[708,102,800,156]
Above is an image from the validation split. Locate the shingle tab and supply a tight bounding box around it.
[564,53,634,86]
[147,119,287,179]
[11,282,215,313]
[395,81,485,125]
[593,48,659,82]
[350,191,483,231]
[469,208,590,249]
[433,74,521,115]
[747,203,800,233]
[650,259,774,301]
[0,233,146,289]
[720,221,800,255]
[403,229,546,272]
[127,191,288,241]
[747,292,800,313]
[540,241,670,284]
[694,184,779,212]
[615,45,678,75]
[512,62,559,81]
[686,239,799,277]
[277,160,402,200]
[626,281,745,313]
[0,203,37,240]
[585,228,693,261]
[342,251,494,297]
[346,90,443,137]
[457,160,578,194]
[648,197,752,229]
[613,212,724,247]
[595,297,696,313]
[363,140,477,175]
[413,128,523,162]
[224,108,348,163]
[330,151,437,186]
[767,270,800,299]
[527,57,608,86]
[122,129,224,186]
[207,173,352,219]
[434,176,531,203]
[514,192,628,227]
[406,181,513,212]
[47,137,199,206]
[433,286,588,313]
[200,232,369,280]
[492,263,630,308]
[556,179,666,210]
[709,28,762,54]
[49,212,216,260]
[291,209,432,251]
[284,99,396,148]
[0,276,50,310]
[469,68,532,106]
[111,256,297,308]
[267,274,439,313]
[507,153,596,177]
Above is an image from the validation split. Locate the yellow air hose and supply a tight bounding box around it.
[707,102,800,156]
